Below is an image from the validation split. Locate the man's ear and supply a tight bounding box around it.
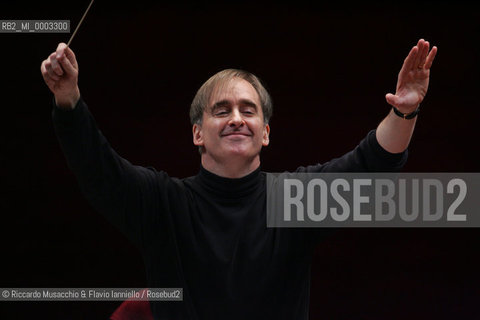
[193,123,204,146]
[262,124,270,146]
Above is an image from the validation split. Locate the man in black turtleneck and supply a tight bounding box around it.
[41,39,436,319]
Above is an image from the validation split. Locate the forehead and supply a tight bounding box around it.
[208,78,261,108]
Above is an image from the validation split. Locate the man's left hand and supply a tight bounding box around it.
[386,39,438,114]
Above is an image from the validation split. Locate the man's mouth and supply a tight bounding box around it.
[223,133,249,137]
[221,131,251,137]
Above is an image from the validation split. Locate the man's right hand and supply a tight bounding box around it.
[41,42,80,109]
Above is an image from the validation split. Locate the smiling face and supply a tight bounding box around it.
[193,77,270,166]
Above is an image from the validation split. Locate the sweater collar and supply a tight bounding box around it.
[197,165,263,198]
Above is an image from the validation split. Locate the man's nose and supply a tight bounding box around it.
[228,108,245,127]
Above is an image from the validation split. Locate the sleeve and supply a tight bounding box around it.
[52,97,165,248]
[295,129,408,173]
[294,129,408,247]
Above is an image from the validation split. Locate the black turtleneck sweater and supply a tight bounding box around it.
[52,98,407,319]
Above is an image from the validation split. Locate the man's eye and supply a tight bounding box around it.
[215,111,228,116]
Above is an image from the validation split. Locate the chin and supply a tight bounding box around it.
[225,146,260,158]
[225,148,250,156]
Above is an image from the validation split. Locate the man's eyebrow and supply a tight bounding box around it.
[210,99,258,110]
[211,100,231,110]
[239,99,258,109]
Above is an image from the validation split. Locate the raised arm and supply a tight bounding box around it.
[376,39,438,153]
[41,43,163,248]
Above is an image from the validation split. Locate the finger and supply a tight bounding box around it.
[41,60,57,86]
[385,93,399,107]
[40,60,48,77]
[40,60,50,80]
[56,42,78,70]
[43,71,56,87]
[418,41,429,68]
[424,46,438,70]
[403,46,418,71]
[58,53,77,75]
[44,60,60,81]
[49,52,64,76]
[413,39,425,68]
[55,42,68,59]
[45,61,60,81]
[65,46,78,69]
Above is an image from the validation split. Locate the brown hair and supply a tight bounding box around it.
[190,69,273,125]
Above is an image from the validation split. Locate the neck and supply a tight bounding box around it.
[201,154,261,178]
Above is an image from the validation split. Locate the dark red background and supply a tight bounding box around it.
[1,0,479,319]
